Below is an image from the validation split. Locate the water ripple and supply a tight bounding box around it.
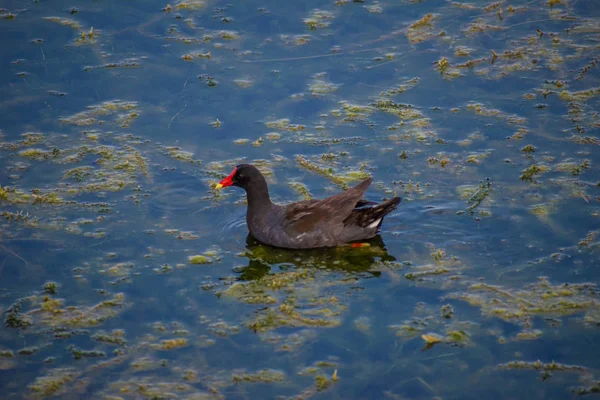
[148,175,203,214]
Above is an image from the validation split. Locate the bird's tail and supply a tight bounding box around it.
[370,197,402,228]
[345,197,402,229]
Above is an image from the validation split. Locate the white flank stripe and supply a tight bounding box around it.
[367,218,381,229]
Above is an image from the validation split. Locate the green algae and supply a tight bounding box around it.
[25,293,127,329]
[103,262,134,277]
[207,320,240,337]
[233,138,250,145]
[131,357,165,372]
[574,380,600,396]
[217,30,240,40]
[92,329,127,346]
[19,132,45,146]
[389,318,432,338]
[29,368,79,398]
[555,159,591,176]
[435,57,464,80]
[181,51,211,61]
[264,132,280,141]
[0,187,32,205]
[42,16,99,48]
[232,368,285,383]
[43,15,80,29]
[529,202,558,219]
[4,299,31,328]
[70,346,106,360]
[60,100,138,126]
[280,34,312,47]
[520,164,550,182]
[521,144,536,154]
[43,281,59,295]
[445,329,470,345]
[265,118,305,132]
[258,329,316,352]
[499,360,586,373]
[353,316,371,334]
[157,338,189,350]
[304,9,334,30]
[116,111,140,128]
[223,281,277,304]
[295,155,370,189]
[420,327,471,350]
[188,255,210,264]
[441,304,454,319]
[32,192,64,205]
[308,73,340,96]
[380,77,420,97]
[63,166,94,182]
[374,100,427,122]
[463,178,492,214]
[515,329,543,341]
[172,0,207,10]
[334,101,374,122]
[0,350,14,358]
[289,182,312,200]
[576,57,600,81]
[1,1,600,398]
[578,230,598,247]
[466,103,527,125]
[84,59,141,71]
[448,279,599,325]
[315,374,332,391]
[221,268,347,332]
[297,366,321,376]
[406,13,436,44]
[1,131,153,219]
[559,87,600,102]
[19,148,56,160]
[188,253,216,264]
[18,346,40,356]
[107,379,210,399]
[404,266,450,280]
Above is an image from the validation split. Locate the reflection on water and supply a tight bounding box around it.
[237,234,395,280]
[1,0,600,398]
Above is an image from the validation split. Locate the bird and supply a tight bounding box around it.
[215,164,401,249]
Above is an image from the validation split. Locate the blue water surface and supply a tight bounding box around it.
[1,0,599,398]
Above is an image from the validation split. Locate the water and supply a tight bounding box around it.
[1,0,599,398]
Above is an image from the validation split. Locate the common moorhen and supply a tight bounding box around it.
[215,164,401,249]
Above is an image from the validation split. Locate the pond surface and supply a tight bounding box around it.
[1,0,599,398]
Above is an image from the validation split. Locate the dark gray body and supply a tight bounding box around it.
[243,173,401,249]
[220,164,401,249]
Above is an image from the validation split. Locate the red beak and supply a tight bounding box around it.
[215,167,237,189]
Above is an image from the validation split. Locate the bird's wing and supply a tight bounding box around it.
[282,178,372,234]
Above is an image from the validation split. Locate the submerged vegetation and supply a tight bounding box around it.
[0,0,599,398]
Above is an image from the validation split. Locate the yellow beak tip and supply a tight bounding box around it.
[214,183,224,190]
